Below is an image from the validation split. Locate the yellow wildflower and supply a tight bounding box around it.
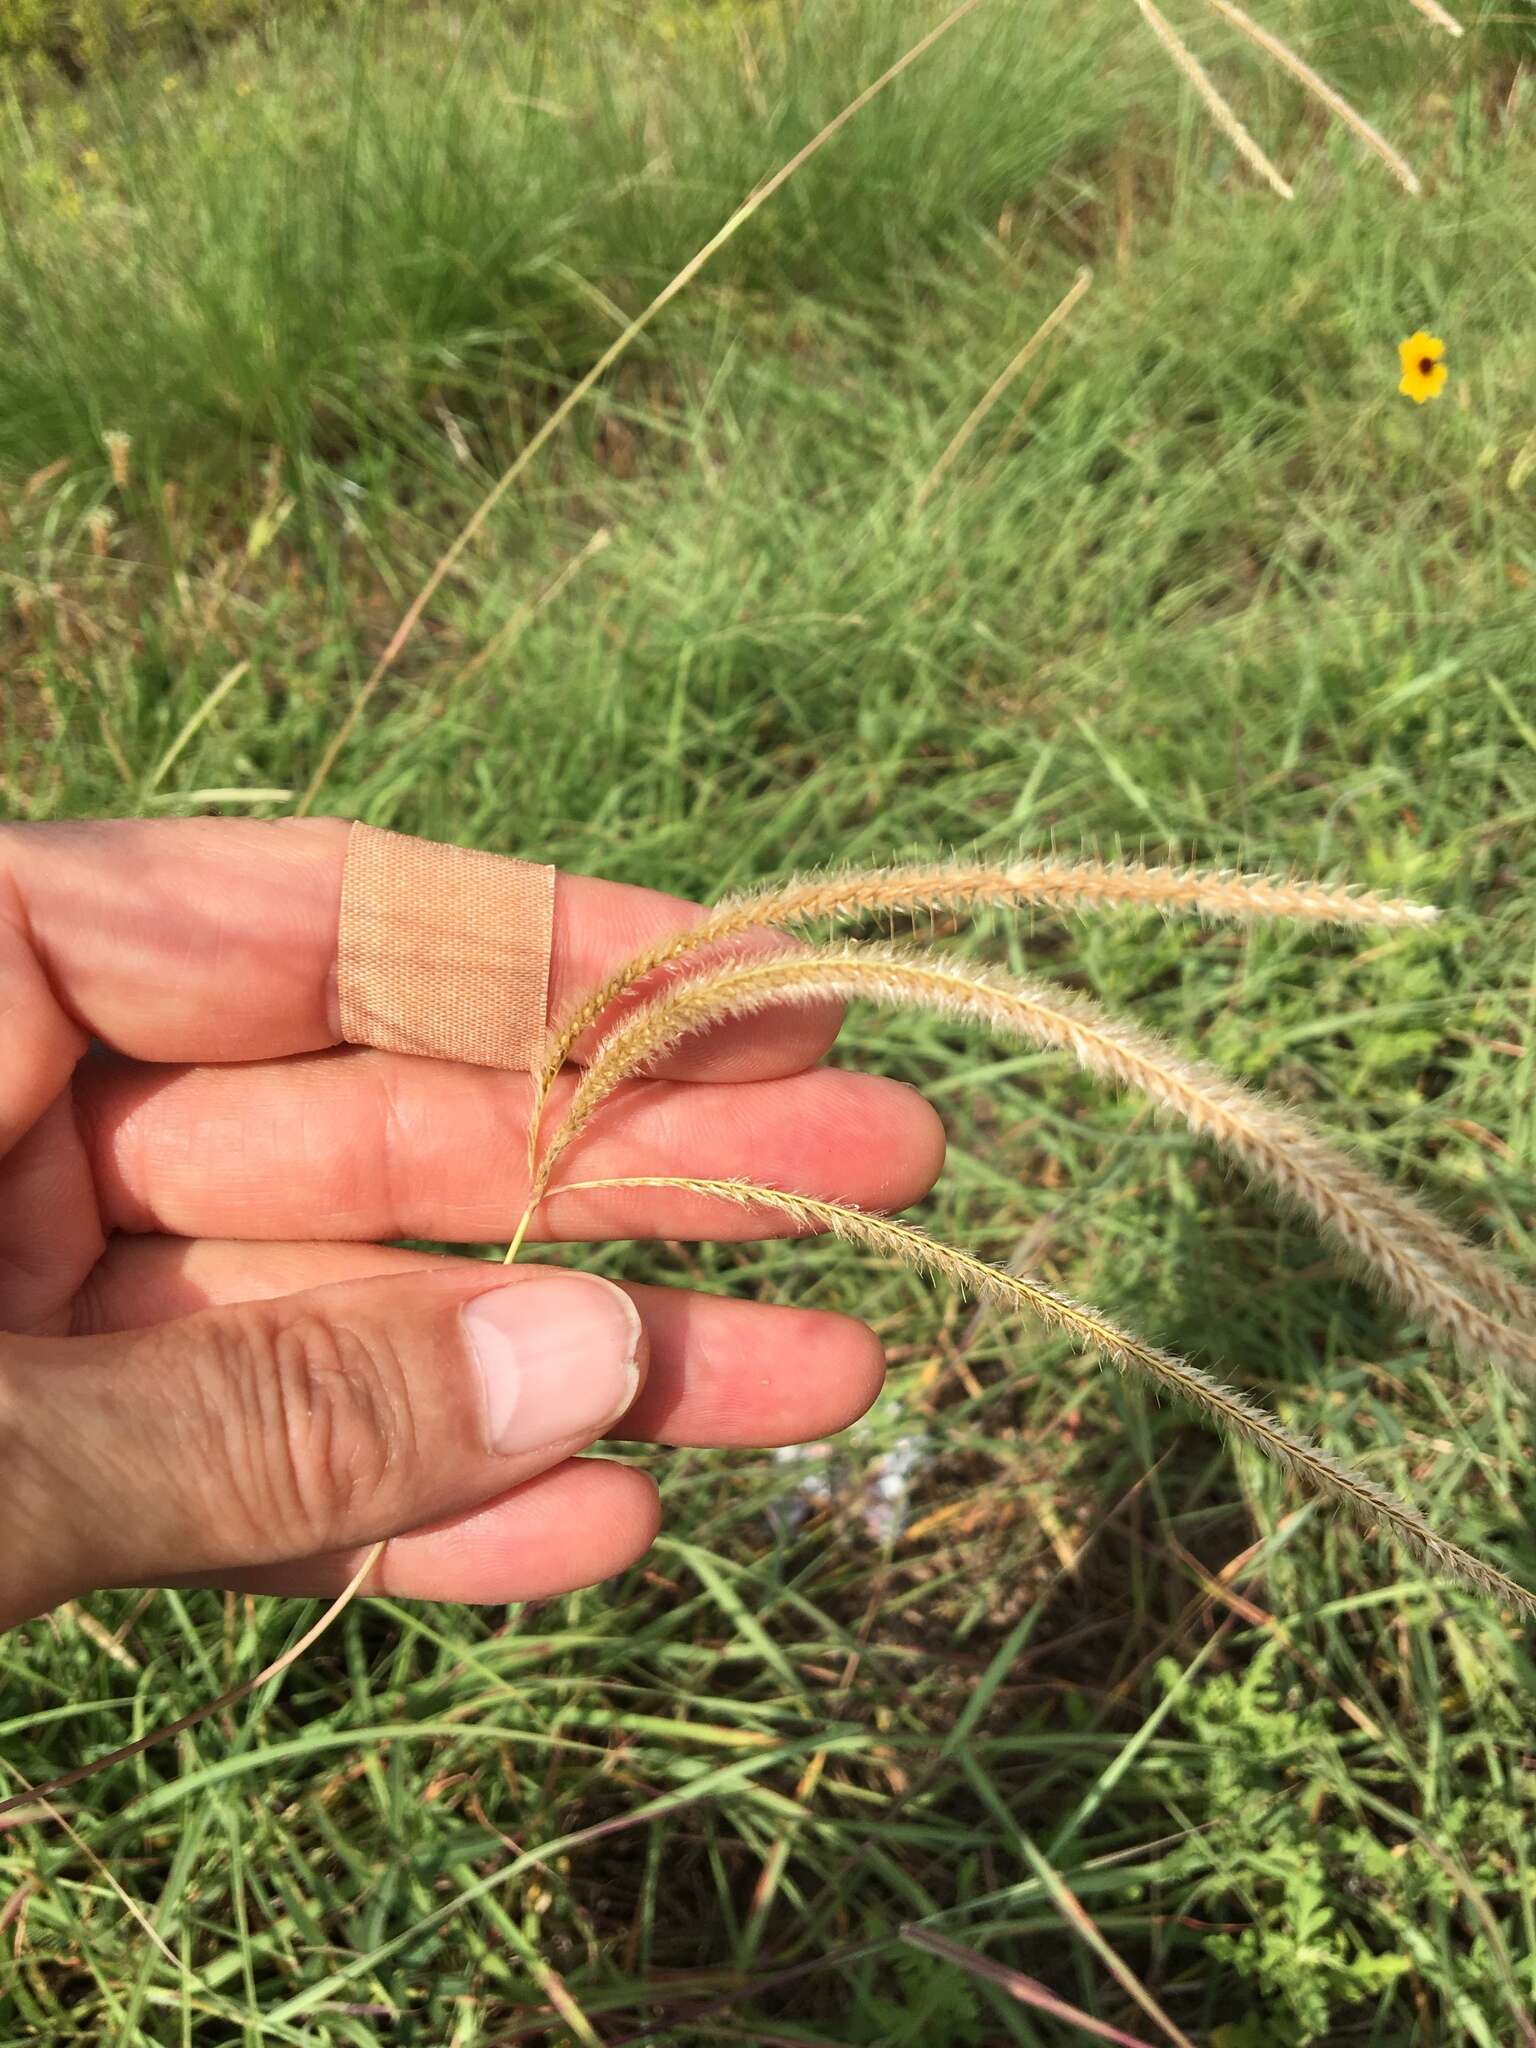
[1398,330,1447,405]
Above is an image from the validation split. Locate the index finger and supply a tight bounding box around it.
[0,818,842,1148]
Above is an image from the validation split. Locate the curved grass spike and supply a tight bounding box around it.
[526,855,1438,1175]
[545,1176,1536,1622]
[1201,0,1423,197]
[1135,0,1294,202]
[533,941,1536,1371]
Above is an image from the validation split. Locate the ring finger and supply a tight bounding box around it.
[78,1050,946,1245]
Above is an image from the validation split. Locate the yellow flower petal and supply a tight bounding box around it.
[1399,329,1444,367]
[1399,363,1448,404]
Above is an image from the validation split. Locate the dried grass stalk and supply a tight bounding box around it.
[1134,0,1295,200]
[1202,0,1423,195]
[295,0,990,814]
[1404,0,1463,34]
[538,942,1536,1371]
[548,1173,1536,1620]
[529,855,1436,1167]
[916,267,1095,507]
[0,1541,386,1820]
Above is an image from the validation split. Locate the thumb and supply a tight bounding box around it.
[0,1267,644,1624]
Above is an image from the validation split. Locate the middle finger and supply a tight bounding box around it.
[77,1049,946,1244]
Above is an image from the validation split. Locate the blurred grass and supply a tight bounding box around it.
[4,0,1536,2041]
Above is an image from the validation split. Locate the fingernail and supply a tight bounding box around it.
[463,1275,642,1457]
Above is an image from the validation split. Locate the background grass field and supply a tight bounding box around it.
[4,1,1536,2040]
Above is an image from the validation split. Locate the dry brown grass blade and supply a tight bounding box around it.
[536,944,1536,1369]
[1133,0,1294,200]
[1017,1835,1197,2048]
[1404,0,1463,33]
[526,855,1437,1176]
[294,0,990,815]
[450,525,611,694]
[900,1925,1158,2045]
[547,1174,1536,1619]
[0,1766,182,1969]
[916,267,1094,506]
[1202,0,1423,194]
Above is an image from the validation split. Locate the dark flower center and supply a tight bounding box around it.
[1418,357,1434,375]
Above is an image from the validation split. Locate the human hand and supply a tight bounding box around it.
[0,820,944,1626]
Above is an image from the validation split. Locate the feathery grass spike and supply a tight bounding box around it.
[528,856,1436,1172]
[536,941,1535,1375]
[546,1176,1536,1621]
[1202,0,1423,195]
[1134,0,1294,201]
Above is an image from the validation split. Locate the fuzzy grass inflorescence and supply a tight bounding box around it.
[520,857,1536,1619]
[549,1176,1536,1620]
[526,857,1442,1173]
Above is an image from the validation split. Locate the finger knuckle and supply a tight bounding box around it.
[203,1308,409,1557]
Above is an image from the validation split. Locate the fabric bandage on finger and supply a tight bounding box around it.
[336,822,556,1069]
